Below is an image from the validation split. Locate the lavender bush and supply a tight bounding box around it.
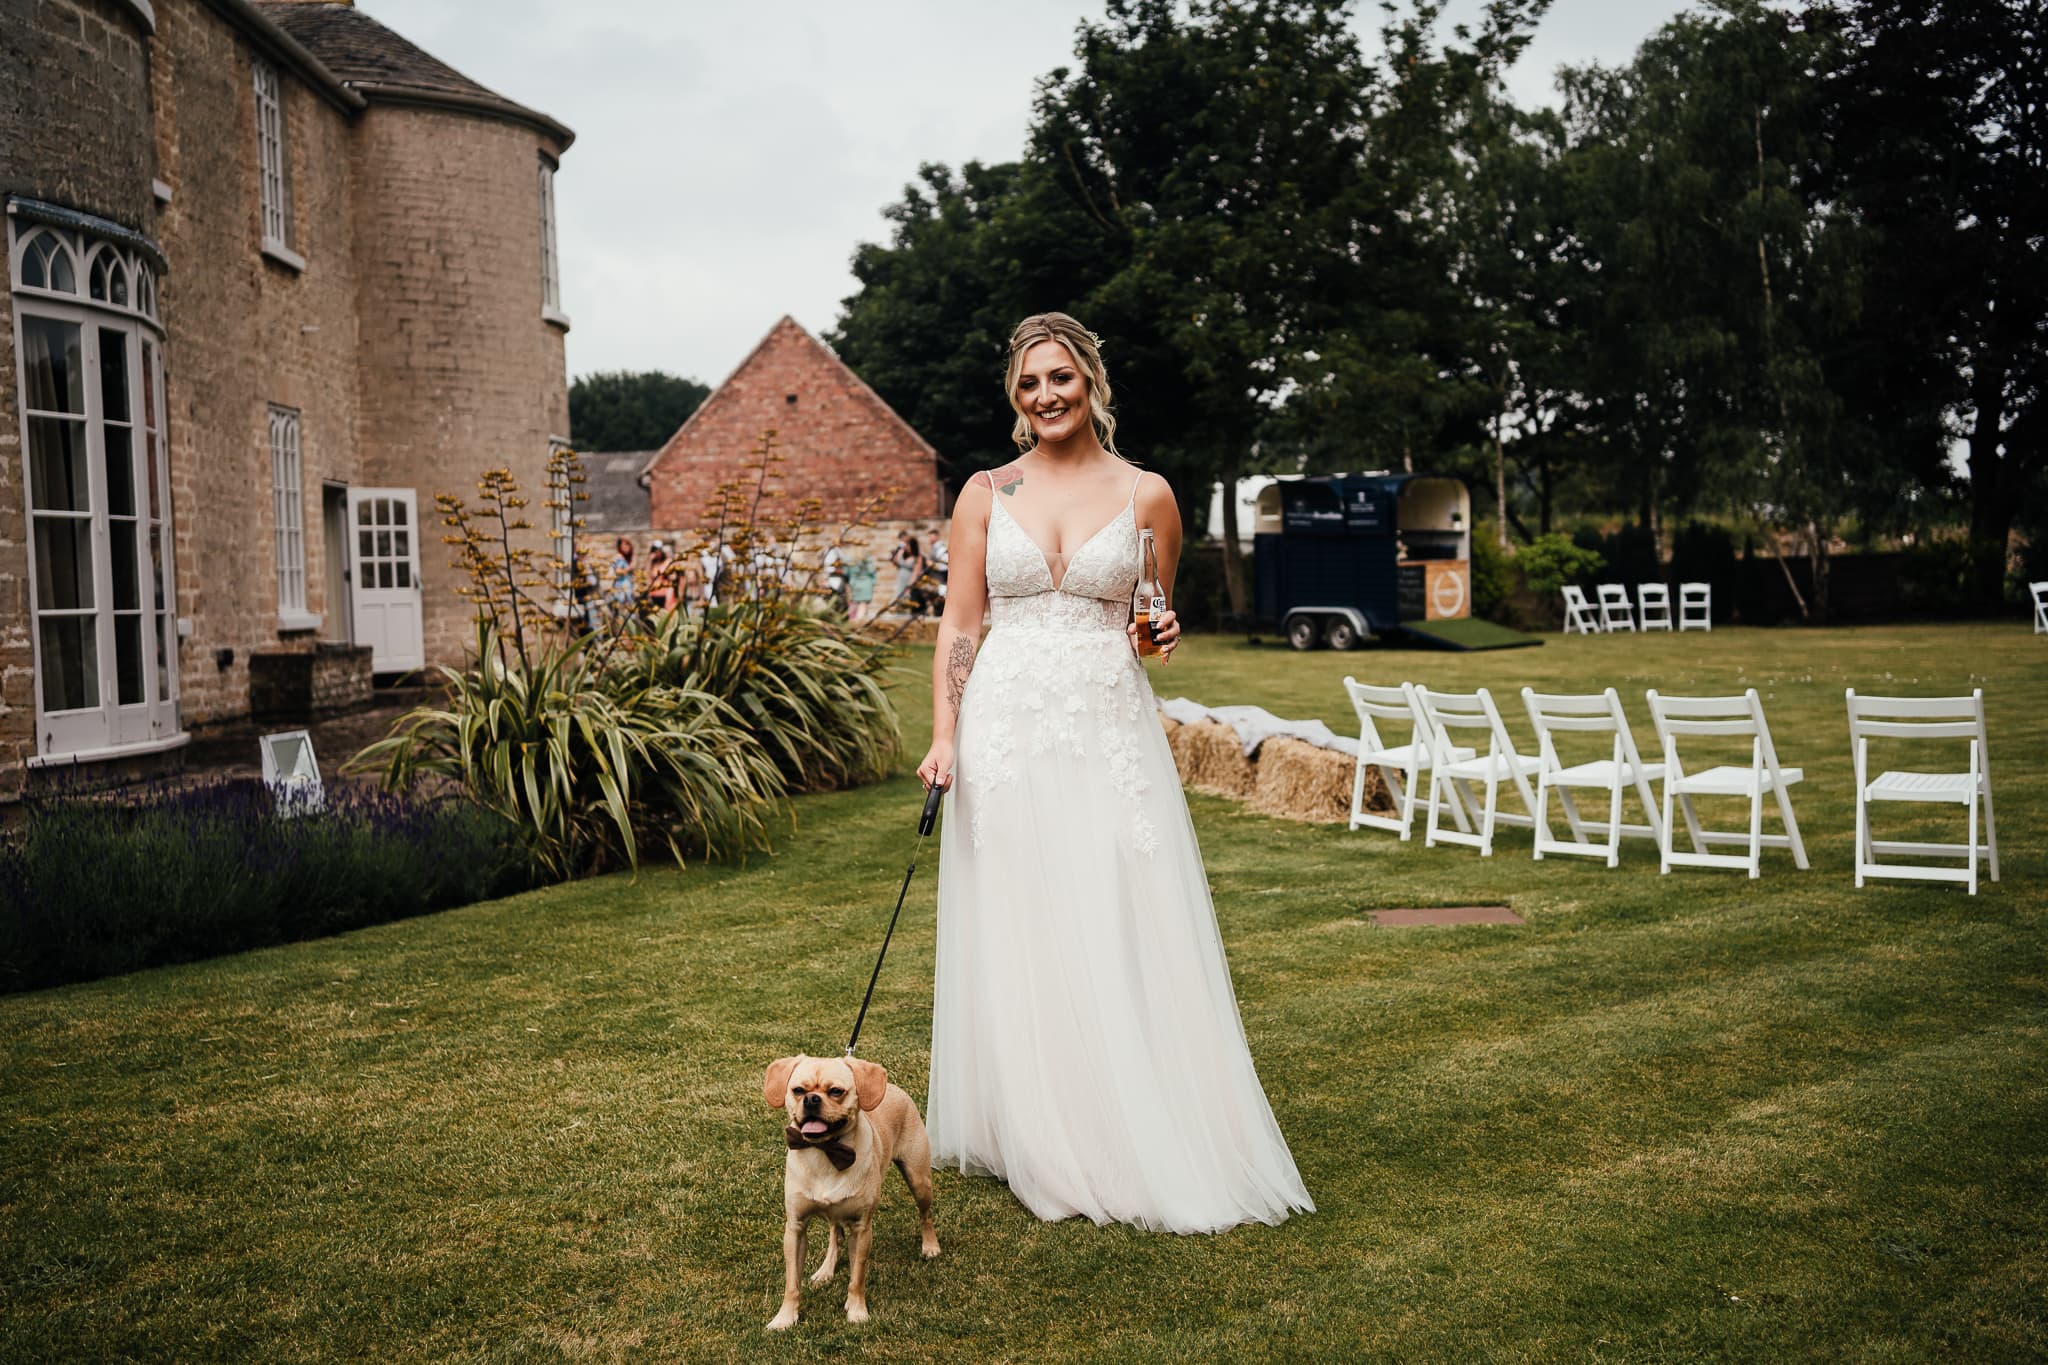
[0,779,530,993]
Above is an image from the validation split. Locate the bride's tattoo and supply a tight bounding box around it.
[995,463,1024,497]
[945,637,976,716]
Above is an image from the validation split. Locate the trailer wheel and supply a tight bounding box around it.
[1285,615,1321,651]
[1325,618,1360,651]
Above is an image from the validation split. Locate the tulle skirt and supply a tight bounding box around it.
[927,597,1314,1234]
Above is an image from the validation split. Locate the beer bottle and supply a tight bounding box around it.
[1133,528,1166,657]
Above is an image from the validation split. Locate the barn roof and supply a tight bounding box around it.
[639,315,938,479]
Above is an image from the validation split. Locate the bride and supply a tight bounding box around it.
[915,313,1314,1234]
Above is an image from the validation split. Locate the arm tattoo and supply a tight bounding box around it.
[944,636,977,717]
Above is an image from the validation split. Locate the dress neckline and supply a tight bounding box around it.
[989,475,1140,594]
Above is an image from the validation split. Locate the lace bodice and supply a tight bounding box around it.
[983,474,1142,633]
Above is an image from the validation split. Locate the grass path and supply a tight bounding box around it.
[2,625,2043,1360]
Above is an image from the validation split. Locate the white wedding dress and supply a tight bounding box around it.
[927,470,1315,1234]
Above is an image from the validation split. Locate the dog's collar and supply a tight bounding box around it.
[785,1122,857,1171]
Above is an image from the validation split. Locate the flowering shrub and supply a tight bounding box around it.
[0,780,528,993]
[349,433,901,877]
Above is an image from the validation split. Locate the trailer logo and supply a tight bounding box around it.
[1428,562,1468,620]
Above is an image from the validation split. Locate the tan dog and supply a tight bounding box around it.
[762,1054,939,1330]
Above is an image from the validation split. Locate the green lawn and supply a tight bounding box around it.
[3,624,2043,1361]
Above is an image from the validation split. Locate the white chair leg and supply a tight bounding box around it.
[1606,779,1623,869]
[1660,781,1674,876]
[1389,765,1415,841]
[1854,788,1868,889]
[1533,776,1549,860]
[1424,769,1445,848]
[1350,756,1368,829]
[1775,783,1809,871]
[1982,775,1999,883]
[1967,785,1980,896]
[1677,792,1707,855]
[1747,785,1764,879]
[1480,777,1500,858]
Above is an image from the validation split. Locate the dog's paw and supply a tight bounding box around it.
[808,1261,836,1285]
[921,1234,941,1259]
[844,1299,869,1325]
[766,1306,799,1332]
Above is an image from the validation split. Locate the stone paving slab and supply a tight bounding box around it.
[1371,905,1526,927]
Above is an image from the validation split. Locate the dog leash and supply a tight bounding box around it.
[845,781,947,1058]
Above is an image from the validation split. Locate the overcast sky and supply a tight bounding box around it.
[357,0,1701,389]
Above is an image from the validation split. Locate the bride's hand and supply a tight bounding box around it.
[916,739,955,792]
[1128,609,1181,664]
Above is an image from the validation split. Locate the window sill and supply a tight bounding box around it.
[278,611,323,633]
[261,239,307,273]
[542,306,572,332]
[28,729,191,769]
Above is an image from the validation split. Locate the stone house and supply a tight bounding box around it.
[639,316,948,570]
[1,0,573,793]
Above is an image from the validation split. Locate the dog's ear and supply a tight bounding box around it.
[762,1055,802,1108]
[846,1057,889,1112]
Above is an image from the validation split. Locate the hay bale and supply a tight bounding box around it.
[1245,738,1399,825]
[1245,736,1373,824]
[1169,719,1255,797]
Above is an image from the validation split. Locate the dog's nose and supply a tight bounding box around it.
[803,1094,821,1114]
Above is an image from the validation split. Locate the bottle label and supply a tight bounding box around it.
[1147,595,1166,616]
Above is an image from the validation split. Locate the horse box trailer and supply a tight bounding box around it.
[1250,473,1481,650]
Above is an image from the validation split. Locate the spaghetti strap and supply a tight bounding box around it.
[1127,470,1143,505]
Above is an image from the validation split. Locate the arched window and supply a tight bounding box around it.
[17,229,79,296]
[8,216,181,760]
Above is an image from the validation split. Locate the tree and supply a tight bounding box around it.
[1817,0,2048,610]
[829,159,1114,484]
[569,370,711,452]
[1554,1,1952,622]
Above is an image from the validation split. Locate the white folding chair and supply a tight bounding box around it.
[1847,689,1999,894]
[1637,583,1673,630]
[1414,686,1552,857]
[2031,580,2048,635]
[1597,583,1637,632]
[1679,582,1712,632]
[1561,585,1603,635]
[1645,688,1809,878]
[1341,677,1473,840]
[1522,688,1665,867]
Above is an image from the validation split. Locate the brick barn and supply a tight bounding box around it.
[640,317,948,554]
[1,0,573,794]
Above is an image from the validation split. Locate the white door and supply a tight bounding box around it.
[347,487,424,673]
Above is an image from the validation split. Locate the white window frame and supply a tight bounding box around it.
[9,218,185,763]
[253,56,304,272]
[546,436,578,607]
[270,405,318,631]
[539,157,569,328]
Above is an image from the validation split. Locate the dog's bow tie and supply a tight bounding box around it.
[786,1125,856,1171]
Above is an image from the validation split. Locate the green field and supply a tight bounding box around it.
[3,624,2043,1361]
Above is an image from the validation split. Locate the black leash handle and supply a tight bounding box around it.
[846,782,947,1058]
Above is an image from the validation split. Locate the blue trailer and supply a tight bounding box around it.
[1250,473,1502,650]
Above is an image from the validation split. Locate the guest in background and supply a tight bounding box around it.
[609,537,636,606]
[646,539,677,613]
[847,554,877,623]
[892,531,923,612]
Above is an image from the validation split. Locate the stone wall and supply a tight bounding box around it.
[350,103,571,667]
[150,0,365,725]
[247,640,371,720]
[0,0,158,228]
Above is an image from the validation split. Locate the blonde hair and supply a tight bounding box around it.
[1004,313,1118,455]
